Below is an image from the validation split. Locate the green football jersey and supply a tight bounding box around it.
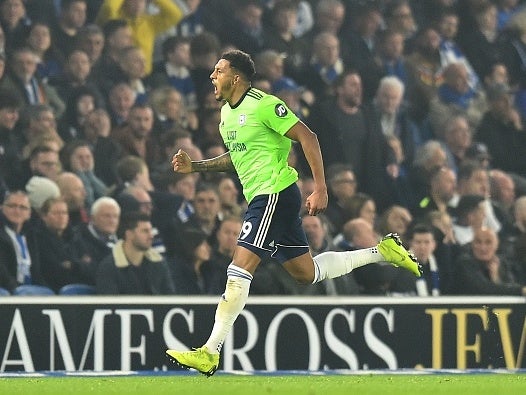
[219,88,299,203]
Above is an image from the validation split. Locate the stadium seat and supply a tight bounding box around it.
[12,285,55,296]
[0,287,10,296]
[58,284,96,295]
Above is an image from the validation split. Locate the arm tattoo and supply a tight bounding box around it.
[191,152,235,172]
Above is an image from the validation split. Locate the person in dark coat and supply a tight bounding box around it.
[0,190,45,292]
[96,211,174,295]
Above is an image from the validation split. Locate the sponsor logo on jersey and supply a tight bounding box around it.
[239,114,246,125]
[275,103,288,117]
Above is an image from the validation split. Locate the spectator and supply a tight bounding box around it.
[16,145,62,191]
[476,83,526,177]
[75,23,105,65]
[0,88,22,193]
[148,35,197,114]
[489,169,517,235]
[106,81,136,127]
[452,193,486,246]
[408,140,448,206]
[113,45,150,103]
[50,49,103,107]
[111,102,161,168]
[262,0,310,82]
[3,47,65,117]
[499,12,526,112]
[26,21,64,82]
[308,69,398,212]
[372,29,409,89]
[96,211,175,294]
[148,85,198,133]
[152,0,203,60]
[405,25,443,120]
[216,173,244,219]
[428,62,487,136]
[339,3,383,76]
[219,0,265,57]
[300,31,344,99]
[372,76,423,169]
[441,115,473,174]
[303,0,345,42]
[193,35,225,108]
[404,223,453,295]
[383,0,418,50]
[0,190,44,292]
[16,103,63,159]
[0,0,31,53]
[458,1,502,84]
[91,19,133,97]
[464,141,492,171]
[70,196,120,285]
[50,0,87,59]
[324,163,357,235]
[96,0,187,75]
[24,175,60,215]
[376,205,413,241]
[180,181,222,239]
[162,171,196,223]
[435,7,480,90]
[82,108,122,187]
[57,85,102,142]
[61,139,108,209]
[453,226,526,295]
[413,165,457,221]
[169,226,210,294]
[344,192,377,228]
[112,154,154,196]
[117,183,169,258]
[35,196,83,292]
[254,49,285,87]
[454,159,506,235]
[55,171,88,229]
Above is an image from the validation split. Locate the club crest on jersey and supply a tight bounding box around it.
[239,114,246,125]
[275,103,288,117]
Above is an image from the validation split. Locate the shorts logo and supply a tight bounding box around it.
[239,114,246,125]
[275,103,288,117]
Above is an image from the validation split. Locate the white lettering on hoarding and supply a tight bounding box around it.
[223,310,258,371]
[116,309,154,370]
[163,308,195,350]
[265,308,320,370]
[324,308,359,369]
[363,308,397,369]
[1,309,34,372]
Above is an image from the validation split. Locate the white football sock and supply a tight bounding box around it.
[312,247,382,283]
[204,264,252,354]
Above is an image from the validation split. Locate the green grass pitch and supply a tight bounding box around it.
[1,373,525,395]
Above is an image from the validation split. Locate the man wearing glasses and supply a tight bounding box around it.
[0,190,45,292]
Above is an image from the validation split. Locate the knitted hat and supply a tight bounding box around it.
[25,176,61,210]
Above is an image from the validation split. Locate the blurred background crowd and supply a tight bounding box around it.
[1,0,526,297]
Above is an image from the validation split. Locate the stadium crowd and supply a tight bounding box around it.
[0,0,526,297]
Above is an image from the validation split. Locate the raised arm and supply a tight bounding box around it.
[172,149,235,173]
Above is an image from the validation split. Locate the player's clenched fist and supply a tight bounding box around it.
[172,149,192,173]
